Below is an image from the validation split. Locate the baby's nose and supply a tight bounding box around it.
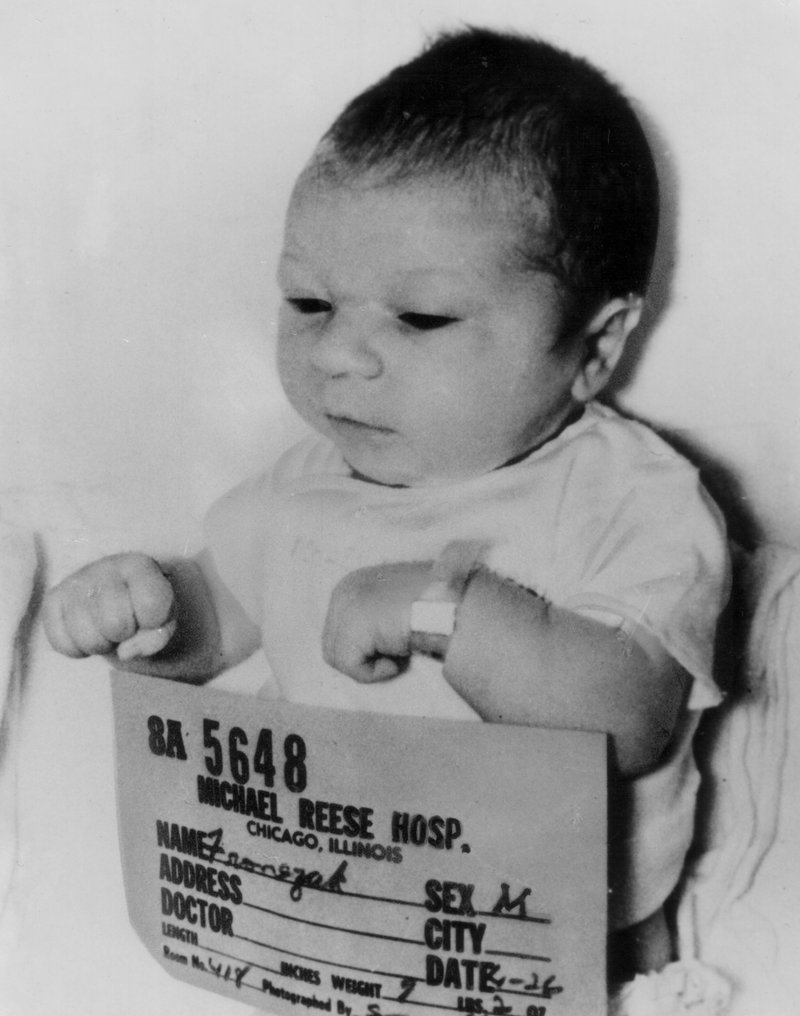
[310,311,383,378]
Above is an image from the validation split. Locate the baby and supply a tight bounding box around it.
[43,28,730,983]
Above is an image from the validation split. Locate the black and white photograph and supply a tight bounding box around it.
[2,2,800,1014]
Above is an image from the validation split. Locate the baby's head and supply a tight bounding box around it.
[277,28,659,486]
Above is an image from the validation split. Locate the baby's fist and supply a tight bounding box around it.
[43,553,176,660]
[322,561,433,683]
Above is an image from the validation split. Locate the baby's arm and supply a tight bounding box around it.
[322,562,688,778]
[43,550,260,681]
[440,568,688,776]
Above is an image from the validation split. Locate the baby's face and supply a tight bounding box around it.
[277,175,584,486]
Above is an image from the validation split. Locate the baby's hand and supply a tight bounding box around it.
[43,553,177,661]
[322,562,433,682]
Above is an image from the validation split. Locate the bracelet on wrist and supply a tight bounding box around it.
[409,540,488,642]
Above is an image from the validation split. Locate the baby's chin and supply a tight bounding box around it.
[315,416,512,487]
[341,446,498,489]
[341,449,422,488]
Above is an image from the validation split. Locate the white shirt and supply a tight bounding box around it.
[206,402,730,926]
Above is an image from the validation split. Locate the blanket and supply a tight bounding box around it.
[614,544,800,1015]
[0,526,40,949]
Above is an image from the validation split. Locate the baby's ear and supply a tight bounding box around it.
[570,295,643,402]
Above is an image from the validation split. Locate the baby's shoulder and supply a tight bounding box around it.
[543,403,726,543]
[566,403,700,487]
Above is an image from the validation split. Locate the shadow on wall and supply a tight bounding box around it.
[606,108,759,551]
[658,430,759,551]
[605,105,678,401]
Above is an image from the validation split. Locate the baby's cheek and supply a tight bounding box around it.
[423,377,488,442]
[277,345,314,415]
[406,365,472,421]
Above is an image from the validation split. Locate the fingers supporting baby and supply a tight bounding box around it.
[43,553,176,660]
[321,561,434,682]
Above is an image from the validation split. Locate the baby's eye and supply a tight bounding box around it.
[398,312,459,331]
[287,297,333,315]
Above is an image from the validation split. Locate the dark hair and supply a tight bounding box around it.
[320,27,659,329]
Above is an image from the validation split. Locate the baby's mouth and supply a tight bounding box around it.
[325,413,394,436]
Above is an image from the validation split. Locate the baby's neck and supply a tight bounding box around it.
[348,405,585,488]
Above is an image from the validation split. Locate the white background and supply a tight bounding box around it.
[2,2,800,1015]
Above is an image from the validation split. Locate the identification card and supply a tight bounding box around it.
[112,672,608,1015]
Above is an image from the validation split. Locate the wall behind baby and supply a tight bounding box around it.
[3,0,799,551]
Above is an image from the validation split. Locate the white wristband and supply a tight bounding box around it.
[410,583,459,638]
[409,541,488,640]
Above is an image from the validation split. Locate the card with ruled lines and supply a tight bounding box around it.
[112,672,607,1015]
